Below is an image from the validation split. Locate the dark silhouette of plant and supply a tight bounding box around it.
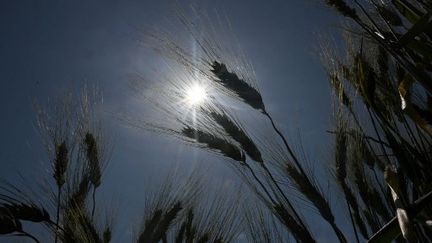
[2,88,246,243]
[3,1,432,242]
[322,1,432,241]
[133,2,432,242]
[0,89,112,243]
[137,171,243,243]
[136,6,349,242]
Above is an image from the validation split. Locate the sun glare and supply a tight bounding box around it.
[186,83,207,106]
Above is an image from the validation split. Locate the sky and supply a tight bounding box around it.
[0,0,348,242]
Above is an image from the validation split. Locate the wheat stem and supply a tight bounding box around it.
[54,186,61,243]
[263,111,305,176]
[91,186,96,218]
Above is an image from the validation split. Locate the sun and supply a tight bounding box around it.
[186,83,207,106]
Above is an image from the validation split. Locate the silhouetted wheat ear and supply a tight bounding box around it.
[354,53,378,109]
[285,164,348,243]
[335,124,347,181]
[0,207,22,234]
[139,210,163,242]
[175,220,186,243]
[350,135,392,220]
[181,126,245,162]
[62,206,104,243]
[3,203,50,223]
[103,228,111,243]
[325,0,358,19]
[62,200,90,242]
[333,122,369,239]
[354,133,376,169]
[329,73,352,109]
[54,141,68,187]
[210,61,266,112]
[185,209,196,242]
[138,202,183,243]
[67,176,91,209]
[85,133,101,187]
[206,109,263,162]
[151,201,182,242]
[79,213,104,242]
[273,204,316,243]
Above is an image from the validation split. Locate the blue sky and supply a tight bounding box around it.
[0,0,349,242]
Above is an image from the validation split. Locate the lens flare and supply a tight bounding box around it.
[186,83,207,106]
